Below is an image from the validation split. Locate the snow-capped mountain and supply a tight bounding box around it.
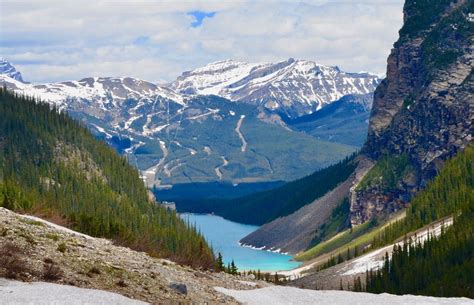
[0,58,24,83]
[0,72,183,111]
[0,59,370,186]
[170,58,381,117]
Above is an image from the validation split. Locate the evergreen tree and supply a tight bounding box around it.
[216,252,225,272]
[230,260,238,275]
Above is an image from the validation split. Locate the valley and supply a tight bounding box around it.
[0,58,373,189]
[0,0,473,303]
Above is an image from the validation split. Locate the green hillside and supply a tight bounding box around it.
[0,88,214,268]
[365,146,474,297]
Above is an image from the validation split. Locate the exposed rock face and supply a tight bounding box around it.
[0,58,24,83]
[240,172,356,255]
[351,0,474,225]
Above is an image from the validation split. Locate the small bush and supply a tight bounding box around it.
[116,280,128,287]
[19,232,36,245]
[45,233,60,241]
[0,242,28,279]
[42,262,63,281]
[57,242,67,253]
[87,266,101,277]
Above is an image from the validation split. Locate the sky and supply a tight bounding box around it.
[0,0,404,84]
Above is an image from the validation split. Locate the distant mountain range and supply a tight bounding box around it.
[0,58,380,187]
[171,58,380,118]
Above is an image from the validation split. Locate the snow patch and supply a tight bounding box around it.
[342,217,454,276]
[16,211,94,240]
[214,286,474,305]
[0,279,148,305]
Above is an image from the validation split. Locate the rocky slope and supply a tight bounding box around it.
[239,157,373,254]
[351,0,474,225]
[0,207,265,304]
[171,58,380,118]
[240,175,354,254]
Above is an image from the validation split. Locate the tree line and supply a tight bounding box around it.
[178,153,358,225]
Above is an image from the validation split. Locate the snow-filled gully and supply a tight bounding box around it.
[235,115,247,152]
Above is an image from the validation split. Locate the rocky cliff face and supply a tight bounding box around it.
[351,0,473,225]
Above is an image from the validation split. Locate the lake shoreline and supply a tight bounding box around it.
[180,213,301,272]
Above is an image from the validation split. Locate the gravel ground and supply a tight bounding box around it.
[0,207,269,304]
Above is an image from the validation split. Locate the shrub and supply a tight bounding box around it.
[0,241,29,279]
[87,266,101,277]
[42,262,63,281]
[57,242,67,253]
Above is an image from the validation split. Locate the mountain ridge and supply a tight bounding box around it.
[0,59,367,186]
[171,58,380,118]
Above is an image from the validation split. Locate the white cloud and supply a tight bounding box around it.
[0,0,404,83]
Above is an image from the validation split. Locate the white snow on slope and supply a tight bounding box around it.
[235,115,247,152]
[0,73,184,110]
[215,286,474,305]
[0,279,148,305]
[172,59,266,96]
[5,208,94,240]
[342,217,454,276]
[171,58,380,117]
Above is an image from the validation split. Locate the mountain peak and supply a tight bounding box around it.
[0,58,25,83]
[171,58,381,117]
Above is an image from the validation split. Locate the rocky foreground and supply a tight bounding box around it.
[0,208,266,304]
[1,207,472,305]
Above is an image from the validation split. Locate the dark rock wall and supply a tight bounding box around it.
[351,0,473,225]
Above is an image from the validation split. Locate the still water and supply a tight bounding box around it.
[181,213,301,272]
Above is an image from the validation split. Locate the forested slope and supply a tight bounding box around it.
[0,88,214,268]
[365,146,474,297]
[178,154,357,225]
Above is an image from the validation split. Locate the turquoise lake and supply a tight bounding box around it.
[181,213,301,272]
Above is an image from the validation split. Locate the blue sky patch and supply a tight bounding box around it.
[134,36,150,45]
[187,10,216,28]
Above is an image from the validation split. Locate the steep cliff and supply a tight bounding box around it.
[351,0,473,225]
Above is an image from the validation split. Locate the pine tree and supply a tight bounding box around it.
[216,252,225,272]
[230,260,238,275]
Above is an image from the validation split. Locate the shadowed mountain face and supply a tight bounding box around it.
[285,94,373,147]
[0,58,24,82]
[351,0,474,225]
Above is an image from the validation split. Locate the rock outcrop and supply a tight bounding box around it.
[351,0,473,225]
